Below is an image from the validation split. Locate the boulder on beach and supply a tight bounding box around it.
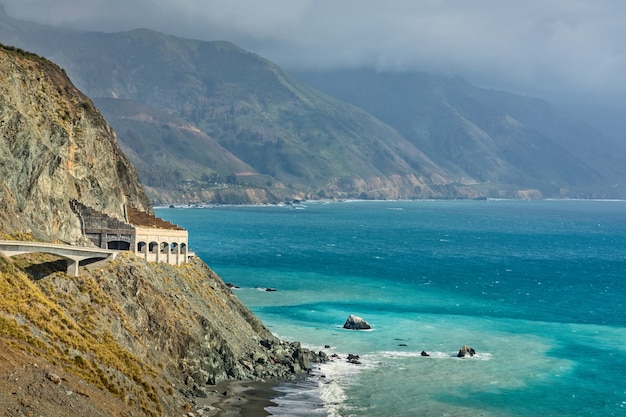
[457,345,476,357]
[343,314,371,330]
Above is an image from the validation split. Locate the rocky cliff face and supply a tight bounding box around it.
[0,45,151,243]
[0,45,323,416]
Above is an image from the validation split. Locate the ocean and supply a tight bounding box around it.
[156,200,626,416]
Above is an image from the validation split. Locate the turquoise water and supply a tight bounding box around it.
[157,200,626,416]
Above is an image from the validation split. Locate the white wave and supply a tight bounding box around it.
[268,352,381,417]
[270,349,496,415]
[332,324,376,332]
[254,287,278,292]
[380,350,494,360]
[315,354,379,417]
[266,373,328,417]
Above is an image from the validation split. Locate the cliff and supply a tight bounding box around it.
[0,44,151,243]
[0,44,322,416]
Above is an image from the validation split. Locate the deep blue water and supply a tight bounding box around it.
[157,200,626,416]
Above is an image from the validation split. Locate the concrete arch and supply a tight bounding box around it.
[157,242,168,263]
[133,229,190,266]
[137,241,147,253]
[170,242,179,254]
[149,241,159,253]
[71,202,192,266]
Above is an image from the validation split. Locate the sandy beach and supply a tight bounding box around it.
[191,380,281,417]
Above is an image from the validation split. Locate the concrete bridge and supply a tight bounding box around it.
[0,240,118,277]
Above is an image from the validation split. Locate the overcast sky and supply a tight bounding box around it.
[3,0,626,102]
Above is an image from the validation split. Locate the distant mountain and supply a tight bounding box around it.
[2,6,625,201]
[81,41,456,201]
[1,10,466,201]
[92,98,284,204]
[293,69,626,198]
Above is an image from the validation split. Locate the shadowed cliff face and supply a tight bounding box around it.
[0,45,151,243]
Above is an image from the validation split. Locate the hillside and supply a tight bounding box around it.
[0,9,479,202]
[2,6,625,200]
[92,97,284,204]
[53,29,464,200]
[294,69,626,198]
[0,44,323,416]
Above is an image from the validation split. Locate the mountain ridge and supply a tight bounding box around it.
[293,69,626,198]
[1,9,624,201]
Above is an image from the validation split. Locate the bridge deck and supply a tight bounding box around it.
[0,240,118,277]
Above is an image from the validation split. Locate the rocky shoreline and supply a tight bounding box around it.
[179,336,328,400]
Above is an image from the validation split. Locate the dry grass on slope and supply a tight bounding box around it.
[0,250,288,417]
[0,254,167,416]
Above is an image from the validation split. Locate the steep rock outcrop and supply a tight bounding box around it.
[0,45,150,243]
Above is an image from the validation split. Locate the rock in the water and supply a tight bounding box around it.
[347,354,361,364]
[457,345,476,357]
[343,314,371,330]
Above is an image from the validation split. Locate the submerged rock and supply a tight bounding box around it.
[343,314,371,330]
[457,345,476,357]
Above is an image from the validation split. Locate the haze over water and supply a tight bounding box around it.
[158,200,626,416]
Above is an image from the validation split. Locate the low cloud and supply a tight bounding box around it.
[4,0,626,96]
